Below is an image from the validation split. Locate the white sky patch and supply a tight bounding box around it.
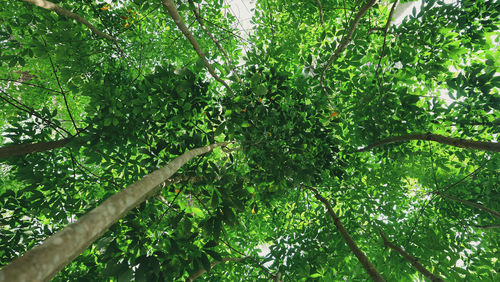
[225,0,256,38]
[392,0,458,26]
[225,0,256,65]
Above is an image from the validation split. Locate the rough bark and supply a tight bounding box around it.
[379,230,444,282]
[357,133,500,152]
[0,142,227,282]
[186,257,245,281]
[162,0,234,96]
[308,188,385,282]
[22,0,116,42]
[0,138,72,159]
[437,192,500,218]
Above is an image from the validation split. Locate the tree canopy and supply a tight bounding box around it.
[0,0,499,281]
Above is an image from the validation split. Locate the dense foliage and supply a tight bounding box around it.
[1,0,498,281]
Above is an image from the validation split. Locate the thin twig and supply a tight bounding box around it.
[374,0,399,79]
[0,89,70,137]
[42,37,79,134]
[0,78,62,94]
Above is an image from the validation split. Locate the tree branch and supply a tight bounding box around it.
[42,36,79,133]
[436,192,500,218]
[306,186,385,282]
[474,224,500,229]
[378,229,444,282]
[316,0,325,28]
[0,138,73,159]
[321,0,378,79]
[161,0,234,96]
[186,257,247,281]
[187,0,242,83]
[374,0,399,78]
[357,133,500,152]
[22,0,116,42]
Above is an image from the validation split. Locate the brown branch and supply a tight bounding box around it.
[0,89,70,137]
[374,0,399,77]
[42,36,79,133]
[378,229,444,282]
[357,133,500,152]
[161,0,234,96]
[187,0,242,83]
[0,138,73,159]
[22,0,116,42]
[186,257,247,281]
[436,192,500,218]
[316,0,325,28]
[474,224,500,229]
[306,186,385,281]
[0,78,62,94]
[321,0,378,79]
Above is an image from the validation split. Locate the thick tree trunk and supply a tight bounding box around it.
[357,133,500,152]
[308,188,385,282]
[0,138,72,159]
[378,230,444,282]
[0,142,227,282]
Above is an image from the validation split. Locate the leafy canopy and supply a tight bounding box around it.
[0,0,499,281]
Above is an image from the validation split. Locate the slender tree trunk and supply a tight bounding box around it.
[437,192,500,218]
[378,230,444,282]
[357,133,500,152]
[0,142,227,282]
[0,138,72,159]
[307,187,385,282]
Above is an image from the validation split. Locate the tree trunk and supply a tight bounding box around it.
[0,142,228,281]
[0,138,72,159]
[357,133,500,152]
[308,187,385,282]
[378,229,444,282]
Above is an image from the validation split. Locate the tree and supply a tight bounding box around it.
[1,0,498,281]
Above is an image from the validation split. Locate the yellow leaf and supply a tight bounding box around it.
[124,22,129,28]
[100,5,110,11]
[251,208,255,214]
